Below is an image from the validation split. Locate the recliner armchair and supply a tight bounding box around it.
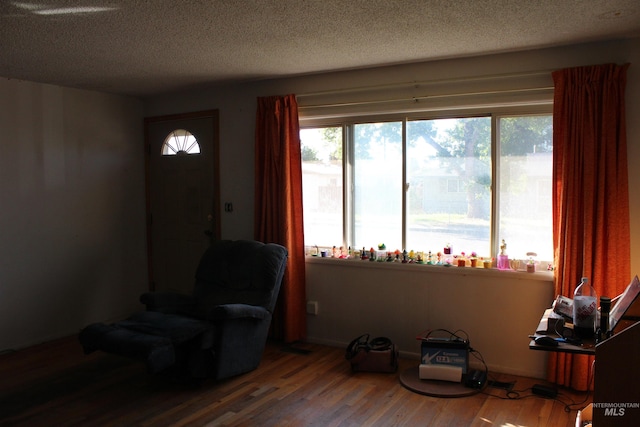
[79,239,288,380]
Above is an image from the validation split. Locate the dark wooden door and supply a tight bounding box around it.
[144,110,220,293]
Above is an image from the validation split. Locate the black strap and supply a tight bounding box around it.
[369,336,393,351]
[345,334,369,360]
[423,328,469,344]
[346,334,398,369]
[346,334,394,357]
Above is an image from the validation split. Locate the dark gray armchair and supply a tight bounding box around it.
[79,240,288,380]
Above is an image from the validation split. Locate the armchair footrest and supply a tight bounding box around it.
[79,322,175,374]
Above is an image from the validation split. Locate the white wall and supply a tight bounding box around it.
[0,79,147,351]
[305,258,554,378]
[145,38,640,378]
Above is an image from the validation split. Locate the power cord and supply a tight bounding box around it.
[479,359,594,414]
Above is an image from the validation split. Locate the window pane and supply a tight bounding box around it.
[162,129,201,155]
[406,118,491,257]
[354,122,403,250]
[301,127,343,248]
[498,115,553,261]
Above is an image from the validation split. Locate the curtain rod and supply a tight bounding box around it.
[297,86,553,110]
[296,69,553,100]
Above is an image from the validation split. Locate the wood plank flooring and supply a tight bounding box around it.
[0,336,589,426]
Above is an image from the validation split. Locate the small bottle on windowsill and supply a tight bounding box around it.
[497,239,509,270]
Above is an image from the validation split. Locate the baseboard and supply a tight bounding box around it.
[305,336,546,379]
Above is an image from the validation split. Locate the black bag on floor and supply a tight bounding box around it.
[345,334,398,373]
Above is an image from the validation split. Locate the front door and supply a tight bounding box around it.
[145,110,220,293]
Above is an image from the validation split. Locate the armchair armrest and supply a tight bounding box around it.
[140,292,196,314]
[208,304,270,321]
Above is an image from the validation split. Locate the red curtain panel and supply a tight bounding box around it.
[255,94,307,343]
[549,63,630,390]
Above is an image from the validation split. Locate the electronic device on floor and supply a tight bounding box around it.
[464,369,487,389]
[416,329,470,383]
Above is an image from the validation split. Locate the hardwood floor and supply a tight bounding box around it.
[0,336,589,426]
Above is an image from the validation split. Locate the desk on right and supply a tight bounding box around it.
[529,314,639,426]
[528,308,595,355]
[589,320,640,426]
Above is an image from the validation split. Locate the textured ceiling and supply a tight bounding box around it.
[1,0,639,98]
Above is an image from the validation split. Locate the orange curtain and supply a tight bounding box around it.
[548,63,630,390]
[254,94,307,343]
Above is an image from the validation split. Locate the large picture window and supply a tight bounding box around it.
[301,112,553,262]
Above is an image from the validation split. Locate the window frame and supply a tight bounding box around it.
[300,104,553,261]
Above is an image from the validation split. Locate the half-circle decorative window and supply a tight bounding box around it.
[161,129,201,156]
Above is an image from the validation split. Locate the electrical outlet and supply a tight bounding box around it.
[306,301,318,315]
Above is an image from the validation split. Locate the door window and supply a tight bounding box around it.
[161,129,201,156]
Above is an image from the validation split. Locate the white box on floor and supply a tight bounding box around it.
[419,364,462,382]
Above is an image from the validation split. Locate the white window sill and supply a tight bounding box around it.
[305,255,554,282]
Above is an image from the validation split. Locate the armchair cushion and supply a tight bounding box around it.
[192,240,287,317]
[121,311,214,345]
